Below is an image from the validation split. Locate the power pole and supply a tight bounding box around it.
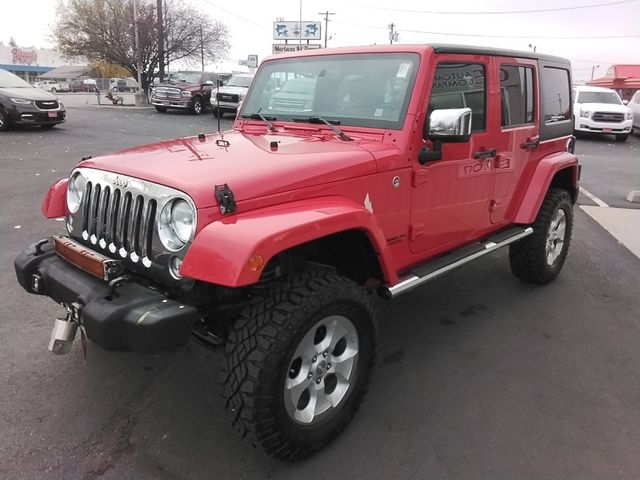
[200,26,204,71]
[388,23,398,44]
[318,11,335,48]
[157,0,164,82]
[591,64,600,80]
[132,0,145,105]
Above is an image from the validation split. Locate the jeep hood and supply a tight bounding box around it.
[79,130,378,208]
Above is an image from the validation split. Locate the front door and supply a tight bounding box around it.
[489,58,538,224]
[409,57,497,255]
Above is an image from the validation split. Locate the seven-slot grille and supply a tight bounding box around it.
[80,181,157,266]
[36,100,59,110]
[592,111,625,123]
[154,87,182,98]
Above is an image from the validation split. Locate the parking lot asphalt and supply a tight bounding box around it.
[1,109,639,479]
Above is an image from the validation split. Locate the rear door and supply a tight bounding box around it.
[489,57,538,224]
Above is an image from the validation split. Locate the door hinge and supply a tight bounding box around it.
[409,223,424,240]
[489,199,501,213]
[412,170,429,187]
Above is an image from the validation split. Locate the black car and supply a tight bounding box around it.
[0,69,66,131]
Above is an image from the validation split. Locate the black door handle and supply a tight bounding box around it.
[520,138,540,150]
[473,148,496,160]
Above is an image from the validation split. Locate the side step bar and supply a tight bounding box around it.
[378,226,533,299]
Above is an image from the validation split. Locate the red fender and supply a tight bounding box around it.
[41,178,68,219]
[514,152,578,225]
[181,196,396,287]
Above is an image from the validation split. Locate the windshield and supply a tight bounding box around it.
[0,69,32,88]
[226,75,253,88]
[577,91,621,105]
[168,72,202,84]
[240,53,419,129]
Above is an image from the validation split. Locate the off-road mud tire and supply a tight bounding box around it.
[221,270,377,461]
[509,188,574,284]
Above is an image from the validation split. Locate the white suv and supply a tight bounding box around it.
[573,86,633,142]
[628,90,640,132]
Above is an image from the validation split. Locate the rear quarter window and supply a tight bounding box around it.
[539,63,573,140]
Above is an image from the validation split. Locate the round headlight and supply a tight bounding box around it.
[158,198,195,251]
[67,171,85,214]
[171,199,194,243]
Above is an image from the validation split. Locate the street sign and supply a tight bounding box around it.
[273,21,321,40]
[272,44,322,55]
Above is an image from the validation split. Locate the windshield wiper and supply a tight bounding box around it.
[293,116,352,141]
[240,112,277,132]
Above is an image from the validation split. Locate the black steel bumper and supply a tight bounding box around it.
[14,238,199,353]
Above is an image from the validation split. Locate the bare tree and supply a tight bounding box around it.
[53,0,230,92]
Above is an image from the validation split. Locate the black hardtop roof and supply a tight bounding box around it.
[429,43,570,65]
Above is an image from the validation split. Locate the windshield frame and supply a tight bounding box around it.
[0,69,33,88]
[239,52,420,130]
[576,91,622,105]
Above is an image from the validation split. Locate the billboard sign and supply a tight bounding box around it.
[11,47,38,65]
[273,21,321,40]
[272,44,322,55]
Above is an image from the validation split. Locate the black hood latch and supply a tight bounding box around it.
[214,183,237,215]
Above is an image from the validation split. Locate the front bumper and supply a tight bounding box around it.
[6,103,66,125]
[215,101,240,112]
[14,238,199,353]
[151,95,192,109]
[574,117,632,134]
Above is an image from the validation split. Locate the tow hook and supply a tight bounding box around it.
[48,302,82,355]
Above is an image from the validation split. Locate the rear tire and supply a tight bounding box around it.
[615,133,629,142]
[509,188,573,284]
[154,106,167,113]
[221,270,377,461]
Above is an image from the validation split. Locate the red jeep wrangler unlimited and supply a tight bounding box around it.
[15,44,579,461]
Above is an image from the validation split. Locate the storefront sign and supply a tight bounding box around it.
[11,48,38,65]
[272,44,321,54]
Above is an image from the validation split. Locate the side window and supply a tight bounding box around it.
[427,62,486,134]
[540,67,571,123]
[500,65,535,127]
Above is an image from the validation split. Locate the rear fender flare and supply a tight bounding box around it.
[515,152,578,225]
[181,197,395,287]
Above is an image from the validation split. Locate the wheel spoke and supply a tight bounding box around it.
[556,222,566,239]
[331,355,356,379]
[314,387,332,416]
[295,387,318,424]
[327,373,350,407]
[286,376,309,406]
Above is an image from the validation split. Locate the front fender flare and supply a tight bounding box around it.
[41,178,68,219]
[181,197,395,287]
[515,151,578,225]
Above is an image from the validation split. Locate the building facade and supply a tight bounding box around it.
[0,42,82,82]
[587,65,640,102]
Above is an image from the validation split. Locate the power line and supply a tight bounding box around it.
[200,0,271,31]
[334,20,640,39]
[349,0,638,15]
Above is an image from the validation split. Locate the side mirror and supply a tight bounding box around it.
[204,80,214,86]
[419,108,472,165]
[427,107,472,142]
[622,99,629,105]
[218,79,225,87]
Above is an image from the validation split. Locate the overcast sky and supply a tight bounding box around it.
[1,0,639,81]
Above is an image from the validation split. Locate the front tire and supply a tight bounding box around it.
[212,107,223,118]
[191,96,203,115]
[615,133,629,142]
[221,271,377,461]
[154,106,167,113]
[0,108,10,131]
[509,188,574,284]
